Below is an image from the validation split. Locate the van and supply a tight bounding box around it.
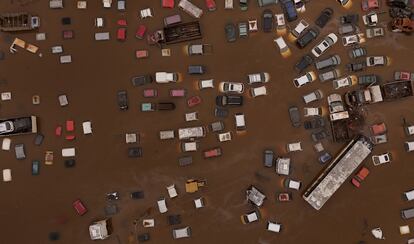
[157,198,168,213]
[2,169,11,182]
[164,14,182,26]
[188,65,205,75]
[404,189,414,201]
[172,226,191,239]
[401,208,414,219]
[60,55,72,64]
[286,142,302,152]
[160,130,175,140]
[235,113,246,131]
[95,32,110,41]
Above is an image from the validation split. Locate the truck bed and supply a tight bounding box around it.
[382,80,413,101]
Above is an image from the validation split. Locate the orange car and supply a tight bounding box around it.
[351,167,370,188]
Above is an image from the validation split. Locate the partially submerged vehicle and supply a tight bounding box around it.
[89,218,112,240]
[246,185,266,207]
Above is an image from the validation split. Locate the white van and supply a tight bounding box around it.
[404,189,414,201]
[286,142,302,152]
[95,32,110,41]
[181,141,199,152]
[157,198,168,213]
[173,226,191,239]
[235,113,246,131]
[2,138,11,151]
[62,148,76,157]
[160,130,175,140]
[251,86,267,97]
[166,185,178,198]
[266,221,281,233]
[2,169,11,182]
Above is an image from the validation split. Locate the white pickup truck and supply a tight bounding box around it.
[155,72,178,83]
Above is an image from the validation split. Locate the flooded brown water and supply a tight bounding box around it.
[0,0,413,243]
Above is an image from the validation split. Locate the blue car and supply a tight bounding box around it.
[32,160,40,175]
[319,152,332,164]
[280,0,298,22]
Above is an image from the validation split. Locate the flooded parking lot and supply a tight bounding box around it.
[0,0,414,243]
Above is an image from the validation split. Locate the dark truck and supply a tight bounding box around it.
[148,21,202,45]
[0,13,40,32]
[0,116,38,137]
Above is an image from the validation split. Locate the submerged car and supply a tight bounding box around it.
[349,47,367,59]
[394,71,414,82]
[372,152,392,166]
[366,56,387,67]
[219,82,244,94]
[216,95,243,106]
[291,19,309,38]
[0,121,14,134]
[342,33,364,46]
[225,23,237,42]
[315,8,333,28]
[247,72,270,84]
[304,117,325,130]
[241,210,261,224]
[295,54,314,73]
[288,106,301,127]
[296,28,319,49]
[311,33,338,57]
[262,9,274,32]
[293,71,315,88]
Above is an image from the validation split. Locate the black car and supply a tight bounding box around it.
[137,233,150,242]
[130,191,144,199]
[347,62,366,72]
[132,74,152,86]
[64,159,76,168]
[34,133,44,146]
[262,9,274,32]
[296,28,319,49]
[288,106,301,127]
[225,23,237,42]
[340,14,359,24]
[280,0,298,22]
[315,8,333,28]
[216,95,243,106]
[358,74,380,85]
[295,54,314,73]
[168,215,182,225]
[214,107,229,118]
[117,90,128,110]
[128,147,142,158]
[311,129,329,142]
[387,0,410,8]
[157,102,176,111]
[304,117,325,130]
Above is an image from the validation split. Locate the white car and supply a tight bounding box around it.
[95,17,104,27]
[155,72,178,83]
[286,142,302,152]
[293,71,315,88]
[250,86,267,97]
[218,132,232,142]
[341,33,364,46]
[291,19,309,38]
[362,12,378,26]
[366,27,384,38]
[266,221,282,233]
[284,178,301,190]
[2,169,11,182]
[274,37,290,54]
[304,107,322,117]
[172,226,191,239]
[303,89,323,104]
[405,141,414,152]
[0,121,14,134]
[199,79,214,89]
[337,0,350,6]
[333,76,353,89]
[166,184,178,198]
[241,210,260,224]
[372,152,392,166]
[366,56,387,67]
[327,93,345,113]
[219,82,244,94]
[157,198,168,213]
[247,72,270,84]
[311,33,338,57]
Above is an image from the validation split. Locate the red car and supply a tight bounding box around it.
[370,122,387,135]
[203,147,222,158]
[117,19,127,26]
[187,96,201,107]
[277,192,292,202]
[135,50,148,59]
[72,199,87,215]
[135,25,147,39]
[63,30,74,39]
[351,167,370,188]
[143,89,157,98]
[162,0,174,8]
[55,126,62,136]
[117,28,126,41]
[66,120,74,132]
[362,0,379,11]
[205,0,217,11]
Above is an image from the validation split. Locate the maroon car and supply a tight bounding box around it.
[72,199,87,215]
[187,96,201,107]
[135,25,147,39]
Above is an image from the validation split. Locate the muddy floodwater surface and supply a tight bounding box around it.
[0,0,413,243]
